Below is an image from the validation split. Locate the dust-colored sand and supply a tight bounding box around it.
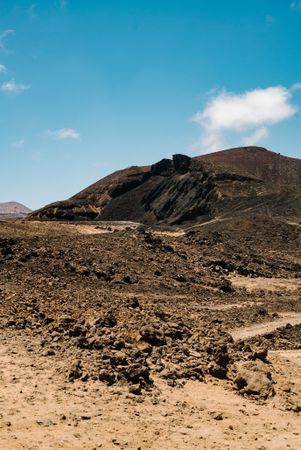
[270,350,301,368]
[230,312,301,341]
[230,276,301,293]
[1,335,301,450]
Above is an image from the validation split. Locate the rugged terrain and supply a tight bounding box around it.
[29,147,301,225]
[0,202,31,220]
[1,147,301,448]
[0,212,300,449]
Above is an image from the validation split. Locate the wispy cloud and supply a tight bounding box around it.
[0,81,31,94]
[45,128,80,140]
[242,127,269,146]
[191,86,298,153]
[11,139,25,149]
[0,64,7,73]
[28,4,38,19]
[0,29,15,50]
[291,1,301,11]
[291,82,301,92]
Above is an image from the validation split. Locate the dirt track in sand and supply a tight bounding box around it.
[230,312,301,341]
[230,276,301,292]
[1,334,301,450]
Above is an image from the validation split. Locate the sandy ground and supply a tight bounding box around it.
[0,333,301,450]
[1,220,300,449]
[230,312,301,341]
[201,301,264,311]
[12,221,142,237]
[230,276,301,292]
[270,350,301,368]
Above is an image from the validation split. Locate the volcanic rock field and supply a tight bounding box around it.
[1,147,301,449]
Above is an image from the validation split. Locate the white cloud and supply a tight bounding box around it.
[11,139,25,149]
[0,29,15,50]
[0,64,7,73]
[191,86,298,153]
[46,128,80,140]
[0,81,30,94]
[291,1,301,11]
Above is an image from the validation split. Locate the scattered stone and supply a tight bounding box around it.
[129,384,142,395]
[234,360,275,399]
[210,411,224,421]
[250,347,268,362]
[99,369,116,385]
[140,326,166,346]
[208,362,227,379]
[36,418,54,427]
[68,360,83,382]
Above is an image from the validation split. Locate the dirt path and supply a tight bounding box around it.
[184,217,228,232]
[230,312,301,341]
[229,276,301,292]
[200,301,263,311]
[1,335,301,450]
[287,221,301,228]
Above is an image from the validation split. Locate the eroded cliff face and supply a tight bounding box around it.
[28,147,301,225]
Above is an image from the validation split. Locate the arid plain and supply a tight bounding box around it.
[1,147,301,449]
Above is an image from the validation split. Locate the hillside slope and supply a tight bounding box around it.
[0,202,31,219]
[29,147,301,225]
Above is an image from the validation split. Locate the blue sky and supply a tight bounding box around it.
[1,0,301,209]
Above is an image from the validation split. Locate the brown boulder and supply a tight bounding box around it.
[234,360,274,399]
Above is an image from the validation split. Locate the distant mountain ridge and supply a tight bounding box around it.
[0,202,31,219]
[28,147,301,225]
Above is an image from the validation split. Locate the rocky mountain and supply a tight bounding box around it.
[0,202,31,219]
[29,146,301,225]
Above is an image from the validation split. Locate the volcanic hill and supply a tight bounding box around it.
[29,146,301,225]
[0,201,31,219]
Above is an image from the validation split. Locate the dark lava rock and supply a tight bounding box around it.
[99,369,116,385]
[208,362,228,379]
[69,360,83,381]
[140,326,166,346]
[122,364,151,385]
[127,297,140,308]
[95,312,117,328]
[250,346,268,362]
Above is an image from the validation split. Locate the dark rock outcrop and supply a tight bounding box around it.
[28,147,301,225]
